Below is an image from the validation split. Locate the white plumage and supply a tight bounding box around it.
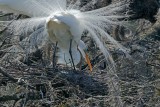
[46,12,84,66]
[0,0,128,70]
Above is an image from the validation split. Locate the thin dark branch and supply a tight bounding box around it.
[0,92,42,102]
[0,67,36,90]
[53,42,58,69]
[0,13,13,17]
[0,14,22,35]
[0,67,18,82]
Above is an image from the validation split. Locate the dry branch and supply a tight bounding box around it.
[0,92,42,102]
[0,67,18,82]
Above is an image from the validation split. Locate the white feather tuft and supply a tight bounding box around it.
[0,0,129,67]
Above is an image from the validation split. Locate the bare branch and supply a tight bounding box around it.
[0,92,42,102]
[0,67,18,82]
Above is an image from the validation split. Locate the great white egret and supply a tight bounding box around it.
[0,0,128,71]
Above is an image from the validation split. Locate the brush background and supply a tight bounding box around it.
[0,0,160,107]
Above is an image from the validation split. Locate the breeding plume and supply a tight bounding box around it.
[0,0,128,70]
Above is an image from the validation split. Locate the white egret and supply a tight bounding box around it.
[0,0,128,71]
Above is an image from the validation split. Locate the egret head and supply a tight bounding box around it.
[46,10,89,69]
[0,0,129,71]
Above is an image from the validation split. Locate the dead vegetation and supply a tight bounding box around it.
[0,0,160,107]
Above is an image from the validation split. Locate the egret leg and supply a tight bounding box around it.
[69,39,76,70]
[53,42,58,69]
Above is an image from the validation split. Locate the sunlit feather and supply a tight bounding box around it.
[0,0,129,68]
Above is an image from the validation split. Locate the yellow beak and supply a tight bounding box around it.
[85,53,92,72]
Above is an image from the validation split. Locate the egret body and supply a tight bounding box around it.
[0,0,128,70]
[46,12,86,66]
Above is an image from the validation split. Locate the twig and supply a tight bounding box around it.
[0,14,22,35]
[53,42,58,69]
[0,67,36,90]
[0,67,18,82]
[0,13,13,17]
[0,92,42,102]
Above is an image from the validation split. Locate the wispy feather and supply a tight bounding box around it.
[0,0,130,106]
[0,0,129,66]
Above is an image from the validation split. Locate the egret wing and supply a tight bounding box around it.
[73,1,129,66]
[0,0,67,17]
